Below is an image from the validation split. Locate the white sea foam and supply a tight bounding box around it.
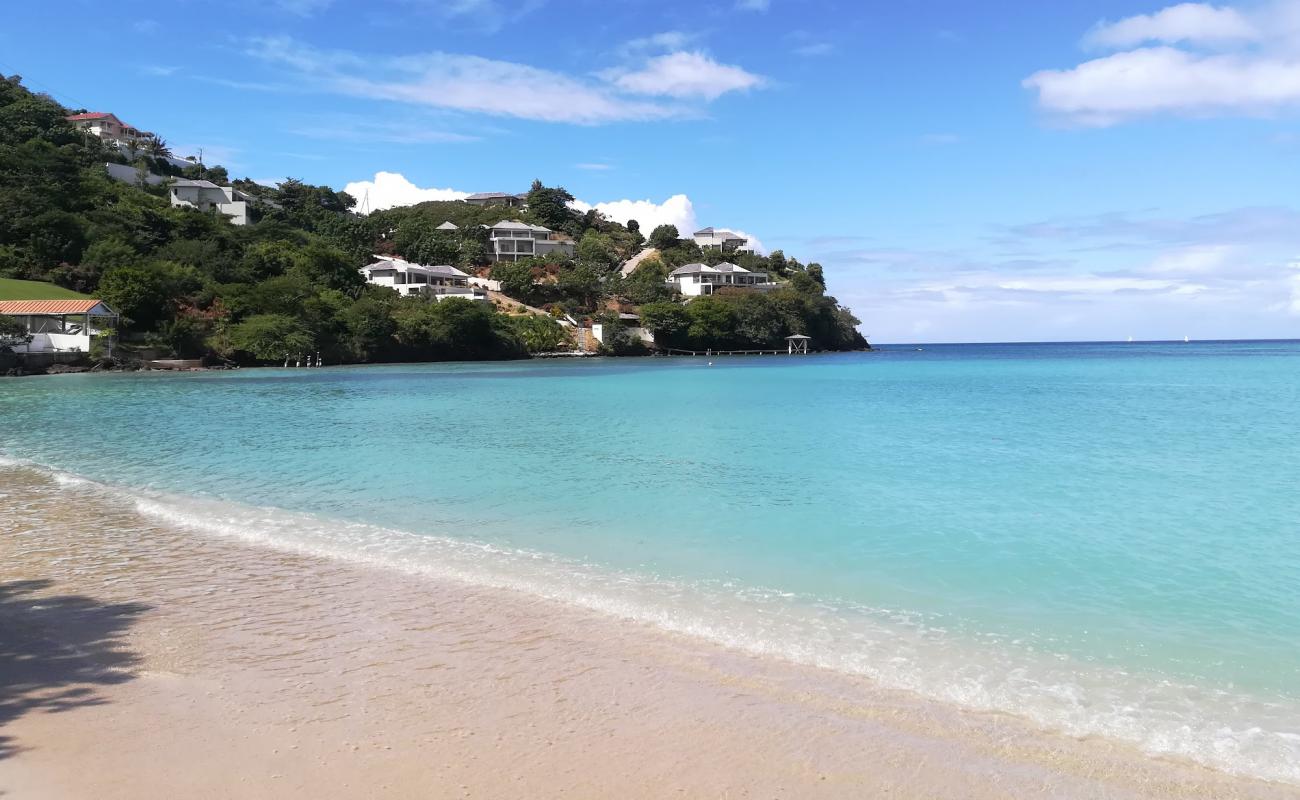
[9,458,1300,786]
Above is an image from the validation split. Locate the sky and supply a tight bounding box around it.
[4,0,1300,342]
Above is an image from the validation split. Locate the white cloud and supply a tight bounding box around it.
[1023,1,1300,125]
[1084,2,1258,48]
[574,162,613,171]
[727,228,767,255]
[602,51,765,100]
[245,37,766,124]
[620,31,695,55]
[343,171,469,212]
[569,194,698,235]
[792,42,835,57]
[1284,260,1300,314]
[1145,244,1237,274]
[1025,46,1300,125]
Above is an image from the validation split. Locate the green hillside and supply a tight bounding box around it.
[0,73,866,363]
[0,278,93,300]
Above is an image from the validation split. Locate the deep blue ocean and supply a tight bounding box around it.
[3,341,1298,781]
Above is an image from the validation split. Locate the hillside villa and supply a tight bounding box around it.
[693,227,752,253]
[361,255,487,301]
[66,112,151,146]
[69,112,198,169]
[465,192,527,208]
[485,221,576,262]
[102,164,251,225]
[170,179,249,225]
[0,299,118,356]
[666,263,778,297]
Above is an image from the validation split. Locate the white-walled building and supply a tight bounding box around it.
[0,299,118,355]
[66,112,151,145]
[465,192,527,208]
[360,256,488,301]
[71,112,202,170]
[485,221,575,262]
[666,262,778,297]
[693,227,752,253]
[169,179,249,225]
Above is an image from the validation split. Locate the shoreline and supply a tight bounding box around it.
[3,464,1298,798]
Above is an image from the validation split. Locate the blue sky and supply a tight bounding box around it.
[5,0,1300,342]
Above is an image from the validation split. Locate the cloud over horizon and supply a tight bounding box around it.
[339,172,767,253]
[343,171,468,210]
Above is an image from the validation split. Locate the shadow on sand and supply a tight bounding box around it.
[0,579,149,760]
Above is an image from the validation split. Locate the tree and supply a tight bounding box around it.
[525,179,576,230]
[648,224,680,251]
[731,293,786,347]
[408,232,459,267]
[637,301,690,346]
[227,313,312,362]
[0,314,31,350]
[575,230,618,270]
[767,249,788,277]
[556,262,603,310]
[143,134,171,159]
[491,259,536,301]
[508,314,568,353]
[98,263,188,329]
[685,296,738,347]
[626,219,640,235]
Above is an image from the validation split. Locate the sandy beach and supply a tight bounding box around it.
[2,465,1298,799]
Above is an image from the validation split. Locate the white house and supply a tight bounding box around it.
[0,299,118,355]
[66,112,151,146]
[485,221,575,262]
[169,179,249,225]
[666,262,778,297]
[465,192,527,208]
[693,227,752,253]
[360,255,488,301]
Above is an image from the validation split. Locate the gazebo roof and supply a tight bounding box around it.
[0,299,115,315]
[785,334,812,339]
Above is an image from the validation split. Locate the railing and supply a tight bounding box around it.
[662,347,814,356]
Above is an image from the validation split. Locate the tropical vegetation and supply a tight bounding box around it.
[0,74,866,365]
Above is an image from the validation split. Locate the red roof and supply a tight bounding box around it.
[66,112,115,121]
[0,300,107,315]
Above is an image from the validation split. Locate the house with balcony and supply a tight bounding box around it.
[465,192,528,208]
[66,112,152,146]
[666,263,778,297]
[169,179,249,225]
[693,227,752,253]
[485,221,575,262]
[0,299,118,356]
[360,256,488,301]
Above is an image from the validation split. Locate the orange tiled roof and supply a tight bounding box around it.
[0,299,105,315]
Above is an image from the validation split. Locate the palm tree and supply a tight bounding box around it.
[143,134,171,159]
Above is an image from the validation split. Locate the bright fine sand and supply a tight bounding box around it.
[2,466,1297,799]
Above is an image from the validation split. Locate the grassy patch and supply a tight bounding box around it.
[0,278,93,300]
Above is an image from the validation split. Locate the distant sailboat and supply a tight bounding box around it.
[1127,335,1134,343]
[1184,335,1190,343]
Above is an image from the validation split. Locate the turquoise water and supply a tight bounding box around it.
[3,342,1299,781]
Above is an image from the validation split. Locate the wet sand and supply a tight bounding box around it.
[2,466,1298,799]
